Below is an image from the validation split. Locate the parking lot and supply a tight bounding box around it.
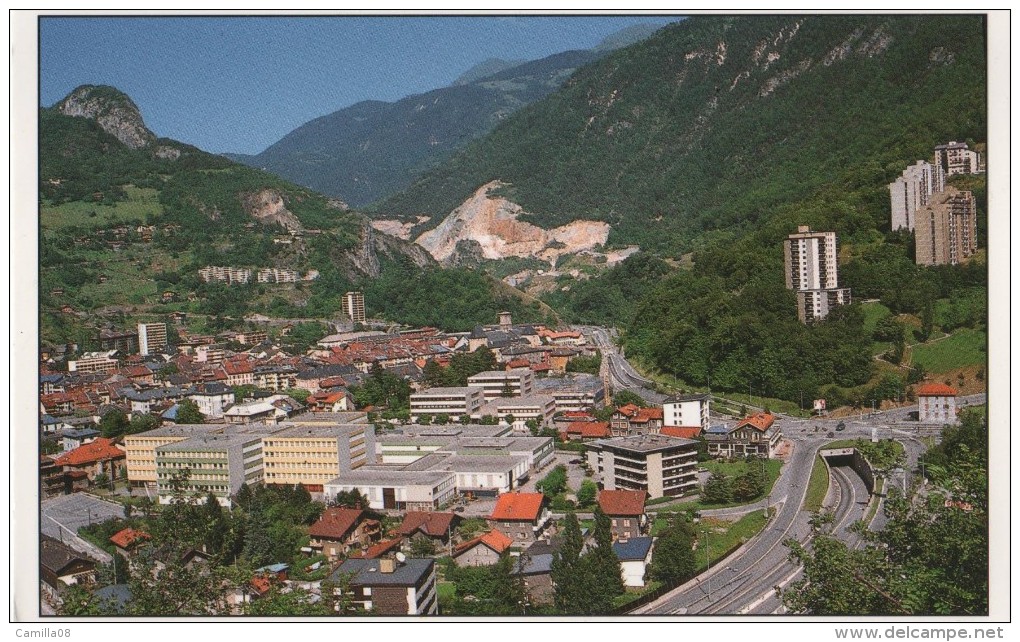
[41,493,123,562]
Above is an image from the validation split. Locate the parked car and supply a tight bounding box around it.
[836,422,846,431]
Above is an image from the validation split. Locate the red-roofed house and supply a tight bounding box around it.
[916,383,958,424]
[110,527,151,558]
[489,492,551,542]
[307,390,350,413]
[451,529,514,567]
[53,437,125,483]
[598,490,648,540]
[394,511,460,549]
[559,421,611,441]
[223,360,254,386]
[705,412,781,459]
[611,404,664,436]
[307,508,382,559]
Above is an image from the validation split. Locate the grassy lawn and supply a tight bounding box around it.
[696,511,769,572]
[41,186,162,230]
[804,455,830,513]
[437,582,456,601]
[910,328,987,373]
[612,580,663,609]
[860,301,893,334]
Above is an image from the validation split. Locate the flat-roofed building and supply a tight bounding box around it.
[261,423,375,492]
[124,424,222,489]
[533,374,605,413]
[155,428,278,506]
[662,393,711,431]
[342,291,366,325]
[138,322,168,357]
[587,434,699,499]
[467,369,534,400]
[68,351,119,374]
[409,387,485,422]
[324,468,458,511]
[478,394,556,433]
[402,453,530,497]
[889,160,940,232]
[915,187,978,266]
[331,557,437,616]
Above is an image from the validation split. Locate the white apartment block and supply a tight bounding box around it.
[467,369,534,401]
[662,393,711,430]
[933,141,982,188]
[68,351,119,374]
[409,387,485,422]
[889,160,941,232]
[138,322,168,356]
[784,226,850,323]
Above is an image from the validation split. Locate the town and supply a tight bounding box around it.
[39,134,985,613]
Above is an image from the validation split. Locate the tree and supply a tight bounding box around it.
[127,413,160,435]
[329,489,370,510]
[613,390,647,408]
[551,511,585,612]
[98,407,129,438]
[535,465,568,498]
[57,585,118,616]
[649,516,697,585]
[125,553,228,616]
[243,586,330,616]
[409,536,436,558]
[702,472,733,504]
[576,479,598,508]
[576,506,625,614]
[489,551,529,614]
[175,399,204,424]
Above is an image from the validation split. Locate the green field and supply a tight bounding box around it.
[41,185,162,230]
[910,328,987,372]
[804,455,830,513]
[860,301,893,335]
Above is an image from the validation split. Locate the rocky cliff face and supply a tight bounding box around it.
[415,181,610,267]
[57,85,156,149]
[240,189,304,231]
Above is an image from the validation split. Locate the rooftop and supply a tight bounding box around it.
[325,468,456,488]
[664,393,711,403]
[490,492,546,522]
[598,490,647,516]
[333,557,434,586]
[612,536,654,561]
[596,433,698,453]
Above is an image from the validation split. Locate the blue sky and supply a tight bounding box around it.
[40,15,682,154]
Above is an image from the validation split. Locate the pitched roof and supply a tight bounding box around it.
[562,421,611,438]
[40,534,96,576]
[358,537,404,559]
[453,529,514,557]
[631,407,663,423]
[53,437,125,467]
[490,492,545,522]
[612,537,654,561]
[916,383,958,396]
[109,527,151,549]
[308,507,364,540]
[395,511,458,538]
[735,412,775,432]
[598,490,647,517]
[661,426,703,439]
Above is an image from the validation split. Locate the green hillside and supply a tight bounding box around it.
[376,15,986,255]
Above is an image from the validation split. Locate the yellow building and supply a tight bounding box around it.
[123,425,221,489]
[261,423,376,492]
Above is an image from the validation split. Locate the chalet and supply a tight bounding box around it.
[489,492,551,542]
[307,507,381,559]
[394,511,460,549]
[451,529,514,567]
[109,528,151,559]
[40,535,97,594]
[357,537,405,560]
[559,420,611,441]
[307,389,350,413]
[598,489,648,540]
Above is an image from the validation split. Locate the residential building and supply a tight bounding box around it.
[122,386,191,415]
[598,490,648,540]
[109,528,151,559]
[784,226,851,323]
[253,365,297,391]
[324,469,457,511]
[53,437,125,483]
[61,427,100,453]
[188,382,235,418]
[138,323,168,357]
[914,187,978,266]
[610,404,664,436]
[489,492,551,542]
[663,393,711,431]
[394,512,460,551]
[588,434,699,499]
[222,360,253,386]
[533,374,605,413]
[198,265,251,284]
[889,160,941,232]
[155,429,275,506]
[559,420,611,441]
[40,535,97,594]
[342,291,366,324]
[467,369,534,400]
[917,383,958,424]
[452,529,514,567]
[261,423,375,492]
[235,330,268,346]
[123,424,221,489]
[331,557,438,615]
[933,140,982,188]
[98,329,139,354]
[613,537,655,588]
[307,507,381,559]
[256,267,299,283]
[703,412,782,458]
[409,386,485,422]
[68,351,119,374]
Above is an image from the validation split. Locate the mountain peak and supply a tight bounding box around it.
[56,84,156,149]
